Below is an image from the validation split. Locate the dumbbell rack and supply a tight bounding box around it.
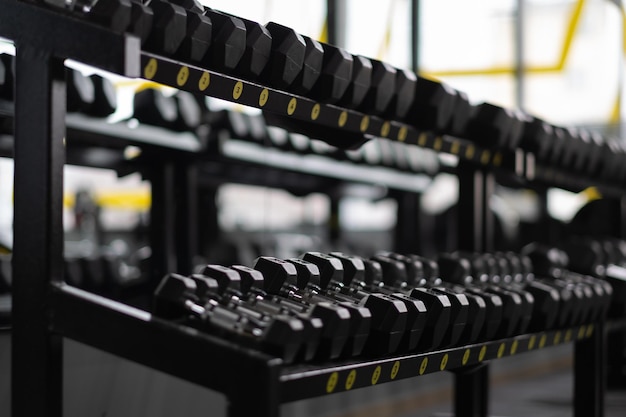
[0,1,622,416]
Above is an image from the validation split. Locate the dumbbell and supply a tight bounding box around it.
[365,255,452,351]
[67,69,117,118]
[253,256,359,359]
[0,54,14,101]
[377,252,470,347]
[562,239,623,318]
[438,254,525,340]
[308,43,353,104]
[290,35,324,95]
[445,89,472,138]
[411,254,486,344]
[405,77,456,133]
[523,245,595,327]
[384,68,417,121]
[132,87,179,130]
[336,55,372,110]
[153,273,305,363]
[328,252,428,354]
[199,265,322,362]
[465,103,525,151]
[294,253,409,356]
[258,22,305,91]
[356,58,396,116]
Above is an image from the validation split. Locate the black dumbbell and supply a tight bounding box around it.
[200,265,322,362]
[290,35,324,95]
[0,54,14,101]
[465,103,524,151]
[132,87,179,130]
[445,89,472,137]
[329,252,427,354]
[253,256,353,359]
[358,58,396,116]
[366,255,451,351]
[153,273,305,363]
[381,252,470,347]
[337,55,372,110]
[405,77,456,132]
[85,0,133,33]
[296,253,406,357]
[260,22,306,90]
[308,43,353,104]
[385,68,417,121]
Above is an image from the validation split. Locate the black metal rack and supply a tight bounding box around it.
[1,1,622,416]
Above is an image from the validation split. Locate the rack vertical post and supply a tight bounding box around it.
[454,161,495,417]
[11,44,66,417]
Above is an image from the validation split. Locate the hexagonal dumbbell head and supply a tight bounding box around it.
[153,273,198,319]
[407,76,455,132]
[169,0,204,14]
[128,2,154,44]
[204,9,246,71]
[328,252,366,284]
[235,17,272,79]
[445,89,471,137]
[189,273,220,300]
[145,0,187,55]
[253,256,299,294]
[309,43,353,103]
[201,264,241,294]
[285,258,322,290]
[437,254,473,285]
[385,68,417,121]
[231,265,264,294]
[301,252,345,289]
[176,11,212,63]
[87,0,132,33]
[370,255,408,288]
[337,55,372,109]
[466,103,524,151]
[291,35,324,94]
[262,22,306,89]
[359,59,396,115]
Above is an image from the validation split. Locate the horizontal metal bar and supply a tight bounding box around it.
[49,283,281,395]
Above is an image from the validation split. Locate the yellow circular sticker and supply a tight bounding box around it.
[465,145,475,159]
[462,349,471,365]
[511,340,519,355]
[479,345,487,362]
[398,126,408,141]
[440,354,449,371]
[287,97,297,115]
[380,121,391,137]
[578,326,586,339]
[233,81,244,100]
[419,357,429,375]
[418,133,427,147]
[311,103,321,120]
[529,335,537,350]
[433,137,442,151]
[565,330,573,342]
[450,141,460,155]
[338,111,348,127]
[176,66,189,87]
[326,372,338,393]
[493,152,503,167]
[345,370,357,390]
[391,361,400,380]
[586,324,594,337]
[259,88,269,107]
[360,116,370,132]
[144,58,158,80]
[481,150,491,165]
[554,331,562,345]
[497,343,506,359]
[371,366,382,385]
[198,71,210,91]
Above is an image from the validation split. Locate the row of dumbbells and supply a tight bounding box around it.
[211,109,439,174]
[153,249,613,364]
